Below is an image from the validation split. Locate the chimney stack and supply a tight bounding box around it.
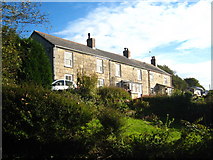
[123,48,131,58]
[87,33,95,48]
[151,56,156,66]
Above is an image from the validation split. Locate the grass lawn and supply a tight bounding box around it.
[121,117,181,142]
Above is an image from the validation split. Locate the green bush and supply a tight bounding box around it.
[18,38,52,88]
[130,99,150,118]
[3,84,95,158]
[140,94,212,126]
[76,72,98,100]
[98,86,131,112]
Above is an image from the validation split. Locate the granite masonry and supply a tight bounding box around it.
[31,31,173,98]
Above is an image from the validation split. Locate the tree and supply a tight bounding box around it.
[2,2,52,86]
[2,26,22,84]
[158,64,188,91]
[184,78,205,90]
[173,75,188,91]
[2,2,49,34]
[2,26,52,87]
[157,65,175,75]
[18,38,52,87]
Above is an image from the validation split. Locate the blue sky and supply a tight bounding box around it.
[25,0,211,90]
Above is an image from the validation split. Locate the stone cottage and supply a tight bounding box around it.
[31,31,173,98]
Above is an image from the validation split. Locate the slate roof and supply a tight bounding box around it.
[32,31,171,76]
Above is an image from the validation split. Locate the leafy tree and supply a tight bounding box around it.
[2,26,52,87]
[157,65,175,75]
[76,72,98,100]
[2,26,22,84]
[184,78,204,90]
[158,65,187,91]
[18,38,52,87]
[2,2,49,34]
[173,75,188,91]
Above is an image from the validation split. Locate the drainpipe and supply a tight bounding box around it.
[53,46,57,80]
[148,70,151,95]
[109,60,112,86]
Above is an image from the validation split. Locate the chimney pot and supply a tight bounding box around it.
[87,33,95,48]
[151,56,156,66]
[123,48,131,58]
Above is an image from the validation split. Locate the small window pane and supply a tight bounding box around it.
[97,79,104,87]
[65,74,73,81]
[96,59,103,73]
[116,64,121,77]
[64,52,73,67]
[138,70,142,80]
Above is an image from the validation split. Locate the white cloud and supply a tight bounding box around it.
[55,0,211,54]
[55,0,211,89]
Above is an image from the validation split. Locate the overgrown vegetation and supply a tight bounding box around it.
[3,77,213,159]
[2,26,52,87]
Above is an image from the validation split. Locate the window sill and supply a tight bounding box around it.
[64,65,73,68]
[96,71,104,74]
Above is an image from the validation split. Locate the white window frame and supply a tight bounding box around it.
[131,83,142,94]
[96,59,104,73]
[97,78,104,87]
[138,69,142,81]
[164,77,168,85]
[150,72,154,81]
[64,74,73,81]
[64,51,73,67]
[115,63,121,77]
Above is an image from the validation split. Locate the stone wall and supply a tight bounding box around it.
[53,47,172,96]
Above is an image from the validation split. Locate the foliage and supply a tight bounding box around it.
[184,77,205,90]
[157,64,188,91]
[18,38,52,87]
[2,2,49,34]
[98,86,131,112]
[76,72,98,100]
[172,74,188,91]
[3,84,95,158]
[3,83,212,159]
[157,64,175,75]
[132,94,212,126]
[129,99,150,118]
[2,26,22,84]
[2,26,52,87]
[98,107,124,135]
[204,90,213,103]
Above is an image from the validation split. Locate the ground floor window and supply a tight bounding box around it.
[64,74,73,81]
[131,83,142,94]
[98,78,104,87]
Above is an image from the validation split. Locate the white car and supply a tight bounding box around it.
[52,79,77,91]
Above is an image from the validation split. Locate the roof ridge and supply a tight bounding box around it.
[34,30,87,47]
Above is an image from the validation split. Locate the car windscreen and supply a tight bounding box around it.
[65,81,73,86]
[52,80,64,86]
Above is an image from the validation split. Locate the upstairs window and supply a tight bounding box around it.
[115,63,121,77]
[96,59,103,73]
[64,51,73,67]
[138,69,142,80]
[150,72,154,81]
[164,77,168,85]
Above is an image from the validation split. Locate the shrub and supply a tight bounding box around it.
[76,72,98,100]
[18,38,52,88]
[98,107,124,135]
[130,99,150,118]
[98,86,131,112]
[3,84,95,158]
